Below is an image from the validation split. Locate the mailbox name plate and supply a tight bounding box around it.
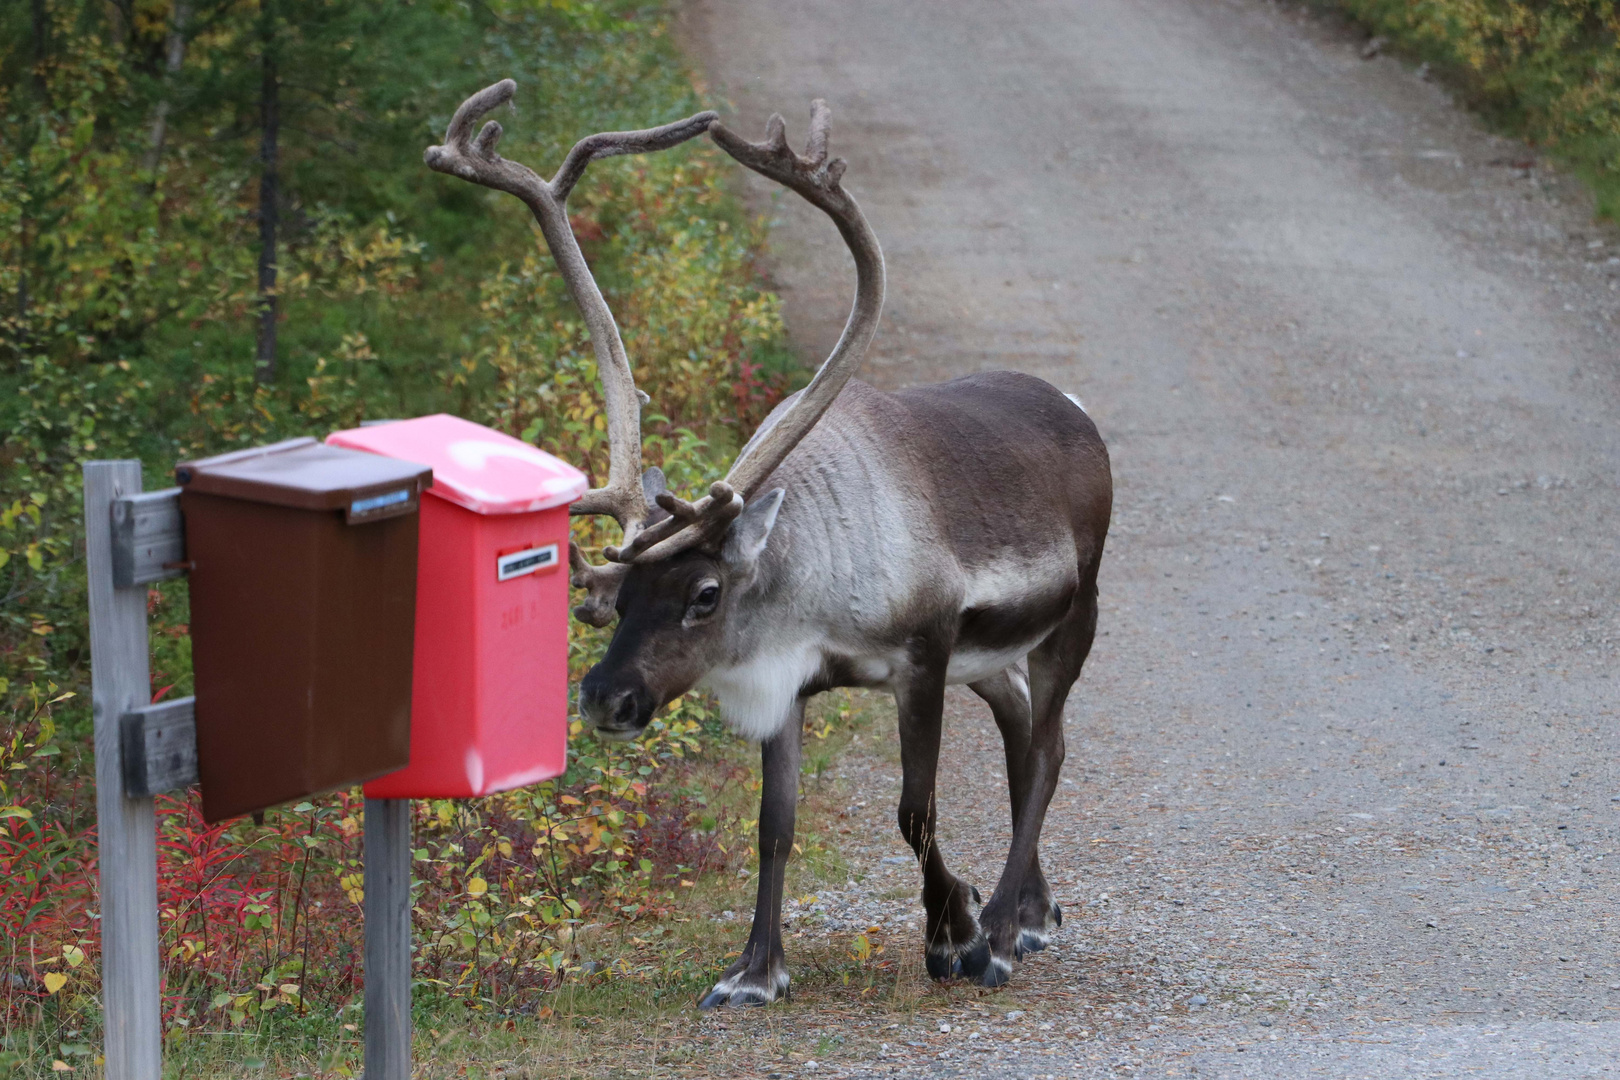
[350,489,412,517]
[496,543,558,582]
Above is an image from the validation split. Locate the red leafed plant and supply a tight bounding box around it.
[153,790,366,1028]
[0,682,98,1024]
[730,355,780,413]
[0,670,370,1031]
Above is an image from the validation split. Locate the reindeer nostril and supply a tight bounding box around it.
[611,691,640,729]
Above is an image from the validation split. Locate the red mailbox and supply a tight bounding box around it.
[327,415,587,797]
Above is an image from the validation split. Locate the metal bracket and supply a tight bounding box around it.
[111,488,186,587]
[120,697,199,797]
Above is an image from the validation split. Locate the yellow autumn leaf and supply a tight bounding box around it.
[43,972,68,994]
[62,945,85,968]
[466,877,487,897]
[51,1061,73,1073]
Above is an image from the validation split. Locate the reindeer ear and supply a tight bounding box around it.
[723,488,784,569]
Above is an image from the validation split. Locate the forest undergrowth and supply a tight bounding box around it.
[0,0,831,1074]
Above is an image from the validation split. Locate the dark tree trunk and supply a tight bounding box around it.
[30,0,49,101]
[16,0,49,340]
[254,0,280,384]
[11,266,26,359]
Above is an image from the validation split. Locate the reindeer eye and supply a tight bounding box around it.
[695,584,721,608]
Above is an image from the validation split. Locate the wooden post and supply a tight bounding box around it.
[85,461,164,1080]
[364,797,412,1079]
[87,463,417,1079]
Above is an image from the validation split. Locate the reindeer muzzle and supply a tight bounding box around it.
[578,674,657,740]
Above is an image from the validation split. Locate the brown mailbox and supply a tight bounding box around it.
[176,438,433,822]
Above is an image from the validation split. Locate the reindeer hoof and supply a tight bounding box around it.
[977,954,1013,988]
[698,970,789,1010]
[1015,899,1064,957]
[699,987,767,1010]
[957,936,992,980]
[926,929,992,982]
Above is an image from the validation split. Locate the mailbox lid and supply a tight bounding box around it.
[327,414,586,515]
[177,437,432,521]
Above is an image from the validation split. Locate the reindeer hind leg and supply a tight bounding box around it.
[975,577,1099,987]
[970,665,1062,958]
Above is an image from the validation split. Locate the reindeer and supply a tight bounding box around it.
[425,81,1111,1007]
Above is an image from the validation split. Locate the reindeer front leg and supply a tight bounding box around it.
[699,700,804,1009]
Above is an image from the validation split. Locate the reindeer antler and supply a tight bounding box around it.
[424,80,717,624]
[425,86,883,616]
[613,100,886,564]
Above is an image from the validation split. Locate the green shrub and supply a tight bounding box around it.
[1,0,796,1068]
[1328,0,1620,216]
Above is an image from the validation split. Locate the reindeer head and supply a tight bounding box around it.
[575,481,785,738]
[426,84,883,739]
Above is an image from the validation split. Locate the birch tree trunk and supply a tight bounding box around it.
[253,0,280,384]
[140,1,190,180]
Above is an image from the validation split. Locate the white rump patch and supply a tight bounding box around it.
[700,645,820,741]
[1065,393,1088,413]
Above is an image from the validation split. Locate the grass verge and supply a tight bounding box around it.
[1316,0,1620,219]
[126,689,1031,1078]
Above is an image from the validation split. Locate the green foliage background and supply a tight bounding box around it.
[0,0,799,1068]
[1,0,795,704]
[1325,0,1620,217]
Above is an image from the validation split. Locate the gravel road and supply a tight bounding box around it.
[674,0,1620,1075]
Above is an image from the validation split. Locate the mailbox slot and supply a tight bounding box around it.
[496,543,559,582]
